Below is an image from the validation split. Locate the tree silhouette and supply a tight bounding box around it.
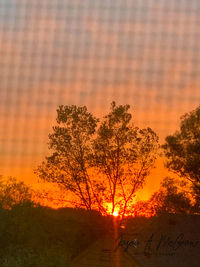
[36,102,159,215]
[163,106,200,202]
[149,177,193,215]
[0,176,32,209]
[92,102,159,217]
[129,177,193,217]
[35,105,102,211]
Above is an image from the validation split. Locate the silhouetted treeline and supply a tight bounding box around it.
[0,203,112,267]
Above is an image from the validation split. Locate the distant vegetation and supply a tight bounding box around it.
[0,202,112,267]
[0,177,112,266]
[0,176,33,209]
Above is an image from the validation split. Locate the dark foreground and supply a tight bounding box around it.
[0,203,199,267]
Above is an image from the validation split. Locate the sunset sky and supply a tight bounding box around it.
[0,0,200,200]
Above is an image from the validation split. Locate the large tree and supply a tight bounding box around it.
[36,102,159,216]
[35,105,102,211]
[163,106,200,201]
[92,102,159,217]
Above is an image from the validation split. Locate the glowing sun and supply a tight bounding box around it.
[112,211,119,217]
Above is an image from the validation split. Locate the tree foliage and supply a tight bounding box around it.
[149,177,193,215]
[0,177,32,209]
[92,102,159,217]
[35,102,159,215]
[130,177,194,216]
[163,106,200,198]
[35,105,100,211]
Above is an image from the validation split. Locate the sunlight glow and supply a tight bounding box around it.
[112,211,119,217]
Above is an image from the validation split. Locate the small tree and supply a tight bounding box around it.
[149,177,193,215]
[92,102,159,217]
[35,105,101,211]
[163,106,200,202]
[0,177,32,209]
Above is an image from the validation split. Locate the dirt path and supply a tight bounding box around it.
[71,235,141,267]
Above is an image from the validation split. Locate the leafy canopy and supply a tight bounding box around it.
[35,102,159,215]
[163,106,200,195]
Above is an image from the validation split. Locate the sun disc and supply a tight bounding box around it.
[113,211,119,217]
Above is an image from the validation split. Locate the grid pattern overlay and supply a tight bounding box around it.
[0,0,200,183]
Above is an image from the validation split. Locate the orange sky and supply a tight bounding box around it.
[0,0,200,201]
